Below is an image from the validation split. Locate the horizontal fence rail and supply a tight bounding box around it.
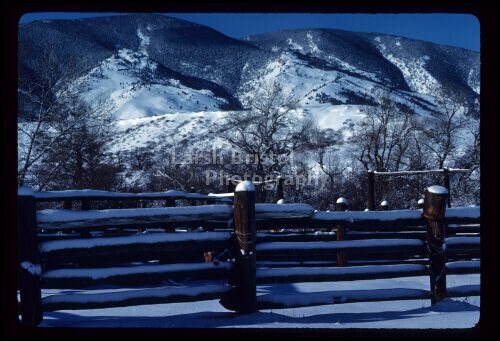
[36,206,233,230]
[42,262,231,289]
[40,232,233,268]
[372,169,470,176]
[42,282,231,312]
[33,189,233,203]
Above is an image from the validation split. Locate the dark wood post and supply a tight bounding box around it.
[164,197,176,232]
[367,170,375,210]
[380,200,389,211]
[80,199,91,238]
[423,185,448,304]
[164,198,176,207]
[17,187,43,326]
[226,177,236,193]
[138,200,147,233]
[81,198,90,211]
[335,197,349,267]
[63,199,72,209]
[276,176,284,202]
[443,168,451,208]
[226,180,257,313]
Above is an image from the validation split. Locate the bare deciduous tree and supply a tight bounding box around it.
[220,81,305,178]
[349,89,417,172]
[420,86,469,169]
[18,47,117,189]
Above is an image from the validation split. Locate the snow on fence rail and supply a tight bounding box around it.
[42,282,231,312]
[311,206,480,229]
[372,168,470,176]
[42,262,232,289]
[36,205,233,230]
[40,232,233,269]
[31,188,233,203]
[17,184,480,326]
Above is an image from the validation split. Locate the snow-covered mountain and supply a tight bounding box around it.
[18,14,479,150]
[72,48,240,119]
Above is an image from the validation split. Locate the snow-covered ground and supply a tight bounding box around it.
[39,274,479,328]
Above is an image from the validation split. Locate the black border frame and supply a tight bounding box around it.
[2,0,498,338]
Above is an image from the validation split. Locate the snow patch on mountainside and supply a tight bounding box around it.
[239,51,435,118]
[286,38,304,52]
[383,53,440,95]
[467,68,480,94]
[71,49,228,120]
[107,111,230,154]
[306,31,321,54]
[137,28,150,54]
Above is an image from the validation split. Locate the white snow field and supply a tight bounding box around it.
[39,274,479,328]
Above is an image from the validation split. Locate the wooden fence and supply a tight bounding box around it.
[17,184,480,326]
[367,168,470,210]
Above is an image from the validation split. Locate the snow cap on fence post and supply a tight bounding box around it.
[335,197,349,211]
[380,200,389,210]
[235,180,255,192]
[423,186,448,220]
[417,198,425,209]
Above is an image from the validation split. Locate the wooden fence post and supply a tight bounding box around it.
[164,198,176,233]
[221,180,257,313]
[423,185,448,304]
[226,177,236,193]
[17,187,43,326]
[276,176,284,202]
[80,198,91,238]
[63,199,72,209]
[335,197,349,267]
[443,168,451,208]
[164,198,176,207]
[138,200,147,233]
[81,198,90,211]
[367,170,375,210]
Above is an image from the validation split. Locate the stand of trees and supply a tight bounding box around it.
[18,59,479,208]
[18,49,122,191]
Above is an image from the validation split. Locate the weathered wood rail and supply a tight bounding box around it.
[367,168,470,209]
[17,184,480,326]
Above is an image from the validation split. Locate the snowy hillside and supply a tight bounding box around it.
[246,28,479,108]
[237,49,439,117]
[108,111,230,153]
[74,49,234,120]
[18,14,480,174]
[19,15,479,122]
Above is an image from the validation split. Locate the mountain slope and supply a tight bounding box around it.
[18,14,273,95]
[244,28,479,108]
[18,14,480,126]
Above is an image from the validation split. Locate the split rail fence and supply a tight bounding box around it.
[17,184,480,326]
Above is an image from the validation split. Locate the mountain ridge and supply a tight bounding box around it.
[18,14,480,120]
